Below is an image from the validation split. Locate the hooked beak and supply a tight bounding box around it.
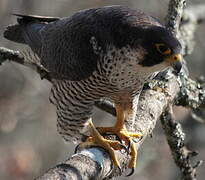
[165,54,183,74]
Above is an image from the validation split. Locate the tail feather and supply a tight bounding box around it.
[3,13,60,44]
[4,24,25,43]
[12,13,60,24]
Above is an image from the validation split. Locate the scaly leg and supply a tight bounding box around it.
[97,104,142,170]
[78,119,126,168]
[77,104,142,172]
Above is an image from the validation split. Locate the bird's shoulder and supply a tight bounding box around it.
[40,6,162,81]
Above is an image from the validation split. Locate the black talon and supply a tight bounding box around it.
[105,132,122,144]
[74,144,80,154]
[100,131,123,144]
[125,167,135,177]
[127,140,131,150]
[115,134,123,144]
[113,135,129,154]
[117,166,122,175]
[139,135,143,141]
[119,144,129,154]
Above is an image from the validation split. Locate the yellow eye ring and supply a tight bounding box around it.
[155,43,171,55]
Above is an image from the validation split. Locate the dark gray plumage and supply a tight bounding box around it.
[4,6,182,170]
[4,6,173,81]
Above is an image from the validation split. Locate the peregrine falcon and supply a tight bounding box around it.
[4,6,182,174]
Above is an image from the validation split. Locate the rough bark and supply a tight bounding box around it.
[1,0,205,179]
[161,107,203,180]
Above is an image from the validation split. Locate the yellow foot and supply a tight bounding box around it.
[76,120,128,169]
[76,120,142,176]
[96,126,142,171]
[97,127,142,145]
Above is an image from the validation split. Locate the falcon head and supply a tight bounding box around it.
[139,26,182,73]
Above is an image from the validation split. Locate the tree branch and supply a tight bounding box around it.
[161,106,203,180]
[165,0,186,34]
[180,4,205,55]
[0,46,181,179]
[162,1,205,180]
[1,0,205,179]
[35,147,113,180]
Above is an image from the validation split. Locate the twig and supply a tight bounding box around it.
[94,99,116,117]
[0,47,24,65]
[0,47,51,81]
[180,4,205,55]
[160,107,203,180]
[165,0,186,34]
[161,1,204,179]
[35,147,112,180]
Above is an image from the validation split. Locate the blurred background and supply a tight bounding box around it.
[0,0,204,179]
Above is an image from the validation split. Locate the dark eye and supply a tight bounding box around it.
[155,43,171,55]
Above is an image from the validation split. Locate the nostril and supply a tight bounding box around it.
[174,56,178,60]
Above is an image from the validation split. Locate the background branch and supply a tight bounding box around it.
[161,106,203,180]
[165,0,186,34]
[180,4,205,55]
[162,1,205,180]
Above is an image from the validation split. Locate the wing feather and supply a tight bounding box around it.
[40,6,163,81]
[5,6,163,81]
